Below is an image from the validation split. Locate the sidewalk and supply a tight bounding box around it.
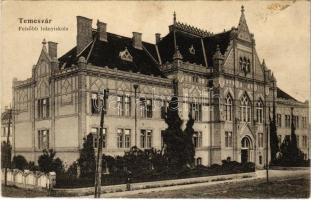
[85,168,309,198]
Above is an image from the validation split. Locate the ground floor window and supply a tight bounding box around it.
[193,131,202,148]
[225,131,232,147]
[196,157,202,166]
[117,128,131,148]
[140,129,152,148]
[258,133,263,148]
[91,127,106,148]
[38,129,49,150]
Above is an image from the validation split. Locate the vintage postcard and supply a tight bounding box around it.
[0,0,310,198]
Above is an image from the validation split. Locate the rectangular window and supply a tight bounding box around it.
[117,96,123,116]
[124,96,131,117]
[285,115,291,128]
[117,128,131,148]
[193,131,202,148]
[302,136,308,148]
[278,135,282,145]
[190,103,202,122]
[277,114,282,127]
[37,98,49,119]
[258,133,263,148]
[295,116,299,128]
[117,128,123,148]
[225,131,232,147]
[140,129,152,148]
[91,93,104,114]
[297,135,300,147]
[124,129,131,148]
[256,107,263,123]
[161,130,165,149]
[92,128,106,148]
[161,101,168,119]
[140,98,153,118]
[304,117,307,129]
[38,130,49,150]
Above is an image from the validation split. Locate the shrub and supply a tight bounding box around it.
[67,162,78,178]
[38,149,64,173]
[78,134,96,178]
[27,161,39,171]
[12,155,28,170]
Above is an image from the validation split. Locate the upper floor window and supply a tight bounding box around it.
[225,131,232,147]
[302,117,307,129]
[38,98,49,119]
[293,115,299,128]
[140,98,153,118]
[240,94,251,122]
[193,131,202,148]
[224,94,233,121]
[285,115,291,128]
[256,100,263,123]
[116,96,131,117]
[91,127,106,148]
[140,129,152,149]
[190,103,202,122]
[192,76,199,83]
[91,93,104,114]
[277,114,282,127]
[239,57,251,74]
[38,129,49,150]
[117,128,131,148]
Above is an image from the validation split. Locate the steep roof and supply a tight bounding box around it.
[156,27,232,67]
[203,31,232,67]
[59,32,165,77]
[277,87,298,101]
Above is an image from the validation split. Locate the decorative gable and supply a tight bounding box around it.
[237,6,252,42]
[119,47,133,62]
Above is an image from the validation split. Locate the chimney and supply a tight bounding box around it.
[76,16,93,55]
[97,20,107,42]
[48,41,58,58]
[132,32,142,50]
[155,33,161,44]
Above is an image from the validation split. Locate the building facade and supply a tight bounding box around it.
[276,88,309,159]
[11,7,309,167]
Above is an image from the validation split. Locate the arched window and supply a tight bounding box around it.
[239,57,243,71]
[241,137,251,149]
[240,93,251,122]
[256,99,263,123]
[224,94,233,121]
[246,59,251,73]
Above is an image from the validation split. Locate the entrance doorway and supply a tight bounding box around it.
[241,136,252,163]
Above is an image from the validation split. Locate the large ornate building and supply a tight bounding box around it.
[10,7,309,167]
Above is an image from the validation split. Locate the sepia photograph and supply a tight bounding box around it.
[0,0,310,198]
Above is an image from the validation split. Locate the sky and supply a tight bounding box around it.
[1,1,310,108]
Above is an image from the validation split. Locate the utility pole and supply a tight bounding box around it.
[94,89,109,198]
[133,84,138,146]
